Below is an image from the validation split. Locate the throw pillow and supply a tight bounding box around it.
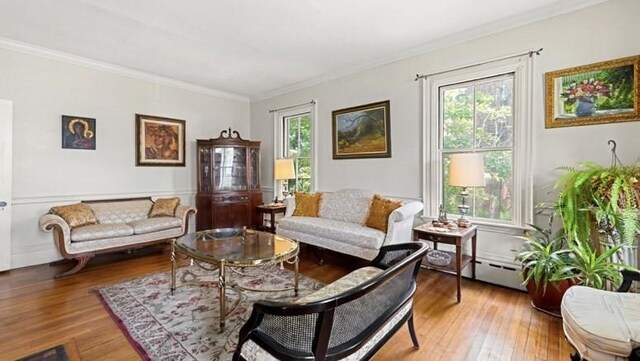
[365,194,402,233]
[149,197,181,218]
[50,203,98,229]
[292,192,323,217]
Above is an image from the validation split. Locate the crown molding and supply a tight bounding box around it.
[250,0,607,102]
[12,189,197,205]
[0,37,250,103]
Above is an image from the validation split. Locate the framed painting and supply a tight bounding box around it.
[332,100,391,159]
[135,114,186,166]
[62,115,96,150]
[545,55,640,128]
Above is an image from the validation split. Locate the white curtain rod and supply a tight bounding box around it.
[414,48,543,81]
[268,100,316,113]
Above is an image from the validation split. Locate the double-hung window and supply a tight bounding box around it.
[424,57,533,227]
[274,103,316,198]
[283,112,312,192]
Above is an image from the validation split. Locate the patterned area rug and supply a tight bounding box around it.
[95,265,323,361]
[17,345,68,361]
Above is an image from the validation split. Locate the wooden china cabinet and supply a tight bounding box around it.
[196,128,262,231]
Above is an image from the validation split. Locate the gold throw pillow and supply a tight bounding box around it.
[149,197,181,218]
[365,194,402,233]
[50,203,98,229]
[292,192,323,217]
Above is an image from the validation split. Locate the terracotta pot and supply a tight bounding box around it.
[526,278,574,317]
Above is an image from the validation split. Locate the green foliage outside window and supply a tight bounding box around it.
[442,75,514,221]
[285,113,312,193]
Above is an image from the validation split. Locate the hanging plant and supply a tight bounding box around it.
[555,161,640,246]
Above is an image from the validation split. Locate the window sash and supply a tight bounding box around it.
[272,100,318,196]
[282,112,312,193]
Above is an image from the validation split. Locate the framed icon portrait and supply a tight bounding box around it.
[62,115,96,150]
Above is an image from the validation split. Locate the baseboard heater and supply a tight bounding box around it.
[470,258,525,291]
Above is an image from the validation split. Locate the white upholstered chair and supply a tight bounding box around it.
[561,271,640,361]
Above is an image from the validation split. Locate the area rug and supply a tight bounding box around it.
[17,345,68,361]
[95,265,323,361]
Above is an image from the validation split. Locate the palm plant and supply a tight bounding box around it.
[553,239,626,289]
[516,225,572,294]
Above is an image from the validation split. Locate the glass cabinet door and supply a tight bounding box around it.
[213,146,247,191]
[249,147,260,190]
[198,146,212,192]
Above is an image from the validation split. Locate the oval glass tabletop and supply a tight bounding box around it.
[175,228,298,266]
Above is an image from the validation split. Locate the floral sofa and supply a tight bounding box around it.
[276,189,423,261]
[39,197,196,277]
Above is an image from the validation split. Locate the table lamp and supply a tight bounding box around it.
[448,153,485,227]
[274,158,295,203]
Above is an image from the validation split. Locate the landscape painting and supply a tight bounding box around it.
[332,100,391,159]
[545,55,639,128]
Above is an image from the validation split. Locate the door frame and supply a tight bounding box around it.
[0,99,12,272]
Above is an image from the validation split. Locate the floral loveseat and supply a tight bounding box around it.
[276,189,423,261]
[39,197,196,277]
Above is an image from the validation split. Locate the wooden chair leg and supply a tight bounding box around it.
[55,255,93,278]
[316,247,325,266]
[408,313,419,349]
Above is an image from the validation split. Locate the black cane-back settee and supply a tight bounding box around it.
[233,241,428,360]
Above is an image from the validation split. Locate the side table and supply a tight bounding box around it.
[413,223,477,302]
[256,204,287,233]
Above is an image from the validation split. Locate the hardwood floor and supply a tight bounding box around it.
[0,246,572,361]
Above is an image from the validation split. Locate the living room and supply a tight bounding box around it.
[1,0,639,360]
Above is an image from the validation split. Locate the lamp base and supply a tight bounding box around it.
[457,187,471,227]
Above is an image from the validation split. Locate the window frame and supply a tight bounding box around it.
[273,103,317,197]
[422,57,533,229]
[282,112,312,193]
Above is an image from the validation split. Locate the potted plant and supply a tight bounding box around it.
[516,224,574,316]
[552,238,625,289]
[516,203,634,316]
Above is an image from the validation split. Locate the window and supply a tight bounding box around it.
[274,102,316,197]
[441,74,514,221]
[423,56,533,227]
[283,113,312,192]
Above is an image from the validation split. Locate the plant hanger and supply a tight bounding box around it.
[608,139,624,168]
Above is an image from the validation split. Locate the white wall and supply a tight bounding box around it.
[0,47,250,268]
[250,0,640,288]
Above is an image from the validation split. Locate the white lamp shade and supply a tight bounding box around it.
[274,158,295,180]
[448,153,486,187]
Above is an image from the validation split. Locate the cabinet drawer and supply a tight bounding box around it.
[416,233,449,243]
[212,196,249,203]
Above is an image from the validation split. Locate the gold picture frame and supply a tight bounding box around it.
[135,114,186,167]
[545,55,640,128]
[332,100,391,159]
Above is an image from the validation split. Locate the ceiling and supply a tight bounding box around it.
[0,0,605,100]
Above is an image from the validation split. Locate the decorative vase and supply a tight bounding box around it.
[575,96,597,117]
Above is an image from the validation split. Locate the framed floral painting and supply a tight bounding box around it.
[135,114,186,166]
[545,55,640,128]
[332,100,391,159]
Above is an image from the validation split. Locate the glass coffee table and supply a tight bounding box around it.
[170,228,299,331]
